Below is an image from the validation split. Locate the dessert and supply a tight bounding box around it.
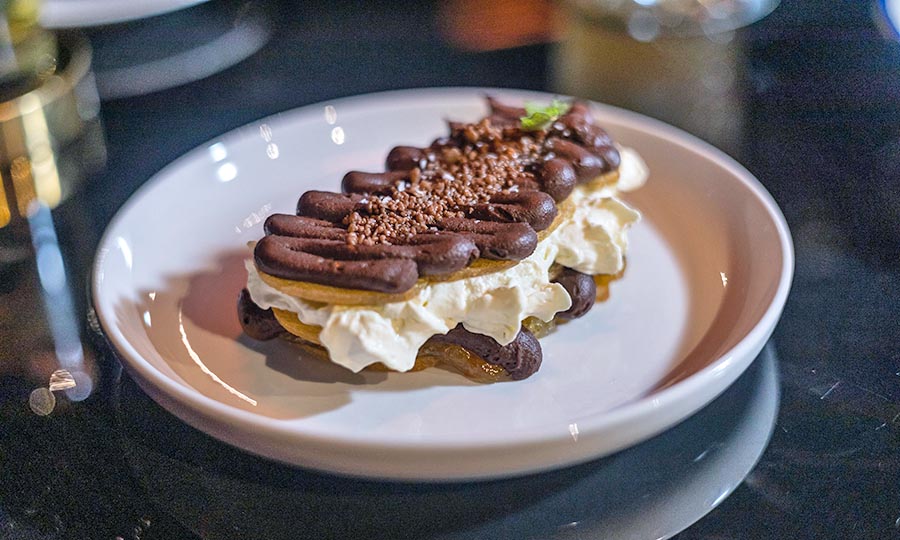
[239,96,648,381]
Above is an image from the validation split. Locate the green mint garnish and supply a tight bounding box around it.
[520,99,571,131]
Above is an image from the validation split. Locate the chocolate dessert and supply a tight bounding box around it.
[239,97,647,381]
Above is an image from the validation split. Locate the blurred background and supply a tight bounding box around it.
[2,1,900,539]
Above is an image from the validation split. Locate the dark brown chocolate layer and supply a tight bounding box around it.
[237,289,283,341]
[537,157,577,202]
[430,324,542,380]
[553,267,597,320]
[436,218,537,260]
[254,97,619,293]
[291,189,551,257]
[341,170,408,196]
[258,215,482,292]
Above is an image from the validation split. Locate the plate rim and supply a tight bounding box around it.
[91,87,794,475]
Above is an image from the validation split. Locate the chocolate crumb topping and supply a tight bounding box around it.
[343,118,545,245]
[254,97,620,293]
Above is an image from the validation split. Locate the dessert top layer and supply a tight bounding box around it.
[254,97,621,293]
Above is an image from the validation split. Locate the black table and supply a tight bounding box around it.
[2,1,899,538]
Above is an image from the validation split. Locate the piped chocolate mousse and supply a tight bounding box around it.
[253,98,620,294]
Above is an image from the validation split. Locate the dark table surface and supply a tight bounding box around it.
[2,0,900,538]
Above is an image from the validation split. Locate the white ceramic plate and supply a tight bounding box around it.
[92,88,793,480]
[112,344,780,539]
[41,0,209,28]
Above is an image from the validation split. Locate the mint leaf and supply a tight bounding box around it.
[520,99,571,131]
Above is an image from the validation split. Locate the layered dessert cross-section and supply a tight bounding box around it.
[239,97,648,381]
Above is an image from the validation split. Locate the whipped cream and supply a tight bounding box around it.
[246,146,648,373]
[554,191,641,275]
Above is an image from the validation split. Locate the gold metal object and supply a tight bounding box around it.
[0,33,103,227]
